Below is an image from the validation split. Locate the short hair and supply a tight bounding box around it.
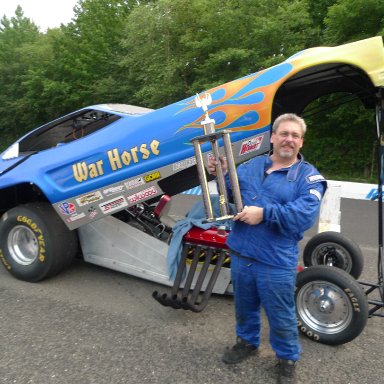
[272,113,307,137]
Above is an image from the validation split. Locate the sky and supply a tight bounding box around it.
[0,0,79,31]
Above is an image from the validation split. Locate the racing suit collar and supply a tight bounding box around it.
[265,152,304,181]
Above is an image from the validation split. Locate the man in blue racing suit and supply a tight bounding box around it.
[207,113,327,383]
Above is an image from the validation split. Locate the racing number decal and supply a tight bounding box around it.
[16,216,46,262]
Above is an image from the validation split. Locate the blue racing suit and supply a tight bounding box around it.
[225,153,326,361]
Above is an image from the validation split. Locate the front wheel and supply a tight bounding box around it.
[295,266,368,345]
[0,202,78,282]
[303,231,364,279]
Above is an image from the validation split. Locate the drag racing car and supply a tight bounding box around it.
[1,36,384,346]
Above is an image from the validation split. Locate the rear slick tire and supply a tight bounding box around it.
[295,266,368,345]
[0,202,78,282]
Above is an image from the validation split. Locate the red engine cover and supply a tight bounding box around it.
[183,226,229,249]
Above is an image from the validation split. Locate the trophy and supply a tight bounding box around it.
[191,92,243,221]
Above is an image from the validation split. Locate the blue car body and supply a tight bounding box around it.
[1,37,384,230]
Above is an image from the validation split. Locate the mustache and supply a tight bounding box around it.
[281,142,295,149]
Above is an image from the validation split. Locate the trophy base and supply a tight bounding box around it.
[204,215,234,223]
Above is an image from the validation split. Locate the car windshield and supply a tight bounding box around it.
[18,109,121,152]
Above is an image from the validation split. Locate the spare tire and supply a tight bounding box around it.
[296,266,368,345]
[303,231,364,279]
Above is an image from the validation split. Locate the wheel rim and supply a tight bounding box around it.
[296,280,353,334]
[311,242,352,273]
[7,225,39,265]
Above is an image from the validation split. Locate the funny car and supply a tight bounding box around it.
[1,36,384,346]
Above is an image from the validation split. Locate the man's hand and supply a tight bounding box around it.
[207,155,228,176]
[233,205,263,225]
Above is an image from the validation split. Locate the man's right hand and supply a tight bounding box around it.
[207,155,228,176]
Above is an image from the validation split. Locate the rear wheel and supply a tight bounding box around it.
[296,266,368,345]
[0,202,78,282]
[303,231,364,279]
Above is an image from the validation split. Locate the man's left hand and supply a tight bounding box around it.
[233,205,263,225]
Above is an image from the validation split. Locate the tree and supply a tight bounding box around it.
[324,0,384,44]
[44,0,144,110]
[0,6,42,146]
[307,0,337,30]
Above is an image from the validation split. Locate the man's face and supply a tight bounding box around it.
[270,121,304,160]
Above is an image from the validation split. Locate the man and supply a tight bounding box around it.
[207,113,326,383]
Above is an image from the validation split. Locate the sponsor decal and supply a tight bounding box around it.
[310,189,322,201]
[127,186,158,204]
[173,157,196,171]
[65,212,86,223]
[99,195,128,214]
[239,136,264,156]
[125,177,145,190]
[103,185,125,196]
[88,206,98,219]
[72,139,160,182]
[59,202,77,215]
[144,171,161,182]
[307,174,325,183]
[76,191,103,206]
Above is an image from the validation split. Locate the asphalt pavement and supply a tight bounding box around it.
[0,196,383,384]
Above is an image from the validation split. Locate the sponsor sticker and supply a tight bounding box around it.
[144,171,161,182]
[239,136,264,156]
[76,191,103,206]
[99,195,128,214]
[103,185,125,196]
[127,186,158,204]
[59,202,76,215]
[173,157,196,171]
[88,206,98,219]
[125,177,145,190]
[65,212,86,222]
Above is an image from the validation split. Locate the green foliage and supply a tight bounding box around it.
[0,0,383,182]
[324,0,384,44]
[302,95,377,182]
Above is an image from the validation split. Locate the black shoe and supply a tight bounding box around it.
[222,337,257,364]
[276,359,297,384]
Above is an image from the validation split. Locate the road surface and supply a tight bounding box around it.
[0,196,383,384]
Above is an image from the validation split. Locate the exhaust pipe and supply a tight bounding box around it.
[152,243,228,312]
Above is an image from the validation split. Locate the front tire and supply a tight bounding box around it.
[303,231,364,279]
[0,202,78,282]
[296,266,368,345]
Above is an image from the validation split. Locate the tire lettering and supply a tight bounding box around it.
[297,319,320,341]
[344,288,361,312]
[0,249,11,270]
[16,215,46,263]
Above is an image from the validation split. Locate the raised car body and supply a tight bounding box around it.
[1,37,384,346]
[1,37,383,229]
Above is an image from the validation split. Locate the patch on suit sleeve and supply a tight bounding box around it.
[306,174,325,184]
[310,189,322,201]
